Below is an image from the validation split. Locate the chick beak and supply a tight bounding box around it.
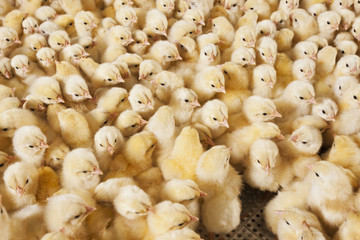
[309,55,317,61]
[116,74,125,83]
[90,22,97,28]
[275,210,284,216]
[333,24,339,31]
[289,135,298,143]
[57,95,65,103]
[305,163,314,169]
[248,40,256,48]
[143,41,150,46]
[191,98,201,107]
[199,19,205,26]
[65,41,71,47]
[131,16,137,24]
[199,190,207,197]
[265,162,271,176]
[175,55,182,60]
[343,23,349,30]
[82,52,90,58]
[205,135,215,146]
[38,104,45,111]
[189,215,199,222]
[139,118,148,126]
[350,66,358,74]
[85,205,96,214]
[289,2,294,9]
[220,119,229,128]
[329,114,336,122]
[267,56,274,65]
[307,97,317,104]
[250,58,256,65]
[4,70,11,79]
[14,39,21,44]
[267,80,274,89]
[46,59,52,66]
[305,71,312,79]
[16,186,24,198]
[92,167,103,175]
[39,140,49,149]
[265,32,271,37]
[139,74,146,80]
[146,206,154,213]
[147,102,154,110]
[6,155,16,162]
[272,110,282,118]
[107,144,114,155]
[160,30,167,37]
[22,65,29,73]
[210,54,216,62]
[225,5,231,10]
[276,134,285,141]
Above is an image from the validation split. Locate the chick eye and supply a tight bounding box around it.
[178,223,185,226]
[40,58,43,61]
[69,22,73,26]
[84,22,88,25]
[136,41,140,43]
[261,78,264,81]
[57,42,61,45]
[304,51,307,55]
[138,101,142,104]
[0,163,4,167]
[33,47,37,50]
[250,7,254,10]
[82,171,87,173]
[150,144,155,148]
[15,67,19,69]
[103,120,108,125]
[339,86,342,90]
[211,84,215,87]
[74,214,81,219]
[163,4,166,6]
[213,117,217,121]
[242,38,246,41]
[280,20,284,23]
[74,55,78,57]
[262,113,267,115]
[5,38,10,42]
[131,124,136,127]
[149,72,153,76]
[224,70,228,74]
[192,18,196,21]
[29,145,34,148]
[346,64,349,67]
[354,95,358,99]
[339,1,342,4]
[180,44,184,48]
[327,21,330,25]
[160,83,165,86]
[185,99,189,102]
[204,52,207,56]
[2,128,8,131]
[300,69,303,72]
[302,141,307,144]
[25,179,29,184]
[134,65,138,67]
[189,32,193,34]
[99,144,103,147]
[257,159,261,163]
[177,10,181,12]
[155,27,159,30]
[341,50,345,54]
[121,98,125,102]
[232,3,237,6]
[120,37,124,40]
[322,110,326,114]
[294,18,298,22]
[313,13,316,16]
[74,94,79,97]
[242,58,246,61]
[47,97,51,100]
[354,29,357,33]
[261,52,264,56]
[107,78,112,81]
[168,56,172,58]
[56,158,60,160]
[315,172,320,177]
[260,31,264,34]
[285,220,290,225]
[299,96,304,100]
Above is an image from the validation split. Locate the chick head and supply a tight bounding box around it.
[86,108,113,133]
[234,26,256,48]
[292,58,316,81]
[114,185,152,219]
[36,47,56,67]
[146,9,168,37]
[35,6,57,22]
[196,145,231,184]
[351,17,360,41]
[257,37,277,65]
[151,70,183,90]
[312,98,338,121]
[157,0,175,15]
[10,54,30,78]
[96,87,128,114]
[307,4,325,18]
[158,41,182,62]
[336,40,358,56]
[0,151,15,174]
[293,41,318,60]
[307,161,350,187]
[333,0,353,9]
[63,75,92,102]
[94,126,123,156]
[114,0,134,8]
[170,20,199,39]
[129,30,150,53]
[328,135,358,161]
[289,125,322,154]
[270,10,290,29]
[342,83,360,108]
[4,162,38,198]
[115,110,147,137]
[95,63,124,86]
[285,80,316,105]
[250,139,279,175]
[279,0,299,11]
[174,0,190,18]
[54,14,75,36]
[139,59,162,81]
[0,57,12,79]
[45,194,95,235]
[336,211,360,238]
[332,76,358,98]
[115,6,137,27]
[25,33,47,52]
[30,76,65,104]
[253,64,277,89]
[336,54,360,75]
[171,87,200,108]
[124,130,157,161]
[115,53,143,76]
[0,84,14,100]
[22,16,39,35]
[39,21,62,36]
[243,96,281,122]
[183,8,205,26]
[129,84,154,112]
[256,20,277,38]
[147,201,197,235]
[201,99,229,128]
[254,122,284,141]
[76,35,97,52]
[161,179,206,203]
[231,47,256,66]
[317,11,341,33]
[74,11,98,32]
[48,30,71,51]
[243,0,270,19]
[337,9,355,30]
[63,44,90,64]
[114,60,131,79]
[0,27,21,49]
[44,142,70,170]
[199,43,219,63]
[13,125,48,159]
[63,148,102,190]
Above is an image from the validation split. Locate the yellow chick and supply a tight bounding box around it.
[62,148,102,192]
[334,211,360,240]
[94,177,136,203]
[330,0,353,10]
[252,64,277,98]
[74,10,98,37]
[183,8,205,30]
[0,151,15,180]
[0,57,13,80]
[35,6,57,22]
[230,46,256,67]
[336,40,358,57]
[161,126,203,180]
[13,125,48,167]
[146,40,182,68]
[242,95,282,124]
[292,40,318,60]
[94,126,124,173]
[59,44,89,65]
[211,16,234,49]
[256,37,277,65]
[29,76,65,104]
[174,0,190,19]
[337,9,355,31]
[54,14,76,37]
[168,20,199,42]
[196,43,221,71]
[144,9,168,37]
[58,108,92,148]
[279,0,299,11]
[290,9,319,42]
[115,109,147,137]
[38,21,62,37]
[139,59,163,83]
[242,0,270,20]
[235,10,258,28]
[127,29,150,55]
[271,10,291,30]
[196,145,242,238]
[0,97,20,114]
[95,87,129,115]
[312,98,338,121]
[48,30,71,52]
[245,139,293,192]
[196,32,222,50]
[156,0,175,17]
[317,11,341,42]
[114,53,143,78]
[45,194,95,239]
[72,35,99,62]
[152,70,184,103]
[128,84,155,119]
[44,137,70,171]
[90,62,124,90]
[61,74,92,103]
[255,19,277,39]
[332,76,358,101]
[0,27,21,57]
[36,166,61,203]
[2,162,38,211]
[10,33,47,61]
[22,16,40,35]
[2,10,27,36]
[115,6,138,28]
[85,108,113,135]
[292,58,316,82]
[36,47,56,75]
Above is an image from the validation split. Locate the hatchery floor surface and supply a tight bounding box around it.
[197,184,276,240]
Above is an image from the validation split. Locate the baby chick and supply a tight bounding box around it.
[291,9,319,42]
[292,40,318,60]
[85,108,113,135]
[22,16,39,35]
[336,40,358,57]
[146,40,182,68]
[138,59,163,83]
[312,98,338,121]
[36,47,56,75]
[127,30,150,55]
[256,37,277,65]
[0,27,21,57]
[144,9,168,38]
[128,84,155,119]
[168,20,199,42]
[231,47,256,67]
[115,109,147,137]
[29,76,65,104]
[292,58,316,82]
[61,74,92,103]
[255,19,277,39]
[44,137,70,171]
[211,16,234,49]
[115,6,138,28]
[317,11,341,42]
[59,44,89,65]
[242,0,270,20]
[54,14,76,37]
[252,64,277,98]
[74,10,98,37]
[337,9,355,31]
[2,10,27,36]
[13,125,48,167]
[242,96,281,124]
[48,30,71,52]
[91,62,124,90]
[35,6,58,22]
[95,87,129,115]
[62,148,102,192]
[334,211,360,240]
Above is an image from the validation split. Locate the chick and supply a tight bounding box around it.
[35,6,57,22]
[332,76,359,101]
[94,126,123,173]
[128,84,155,119]
[2,10,27,36]
[168,20,199,42]
[252,64,277,98]
[0,151,15,180]
[0,27,21,57]
[156,0,175,17]
[90,63,124,90]
[0,195,10,240]
[13,125,48,167]
[196,43,220,71]
[336,40,358,57]
[0,97,20,114]
[174,0,190,19]
[114,53,143,79]
[334,211,360,240]
[242,0,270,20]
[230,47,256,67]
[146,40,182,68]
[22,16,39,35]
[48,30,71,52]
[0,58,13,79]
[115,109,147,137]
[44,138,70,171]
[271,10,291,30]
[192,99,229,139]
[62,148,102,192]
[307,161,354,232]
[150,70,183,103]
[36,166,61,203]
[59,44,89,65]
[58,108,92,148]
[38,21,62,37]
[94,177,136,203]
[196,145,242,238]
[292,40,318,60]
[54,14,76,37]
[72,35,99,62]
[138,59,163,83]
[2,162,38,211]
[29,76,65,104]
[115,6,138,28]
[45,194,95,239]
[144,9,168,38]
[245,139,293,192]
[95,87,129,115]
[256,37,277,65]
[317,11,341,42]
[211,16,234,49]
[312,98,338,121]
[74,11,98,37]
[255,19,277,39]
[85,108,113,135]
[290,9,319,42]
[242,96,281,124]
[183,8,205,30]
[127,29,150,55]
[61,74,92,104]
[292,58,316,82]
[10,33,47,61]
[36,47,56,75]
[350,17,360,41]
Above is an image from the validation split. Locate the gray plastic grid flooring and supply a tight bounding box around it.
[197,184,276,240]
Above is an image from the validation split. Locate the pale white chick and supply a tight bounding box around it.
[196,145,242,238]
[59,44,89,65]
[91,62,124,90]
[337,9,355,31]
[44,138,70,171]
[192,99,229,139]
[222,26,256,61]
[351,17,360,42]
[144,9,168,37]
[196,33,222,50]
[252,64,277,98]
[271,10,291,29]
[0,58,13,79]
[48,30,71,52]
[151,70,184,103]
[128,84,155,119]
[330,0,353,10]
[62,148,103,192]
[290,9,319,42]
[256,37,277,65]
[115,6,138,28]
[10,33,47,61]
[94,177,136,203]
[245,139,293,192]
[74,11,98,37]
[13,126,48,167]
[292,41,318,60]
[307,3,326,18]
[2,162,38,211]
[312,98,338,122]
[73,35,99,62]
[35,6,58,22]
[317,11,341,42]
[196,43,220,71]
[0,27,21,57]
[45,194,95,239]
[61,74,92,103]
[10,55,45,84]
[190,66,225,104]
[168,20,199,42]
[211,16,235,48]
[279,0,299,11]
[138,59,163,83]
[22,16,40,35]
[336,40,358,57]
[94,126,124,173]
[242,96,282,124]
[332,76,358,101]
[231,47,256,67]
[183,8,205,30]
[29,76,65,104]
[95,87,129,115]
[292,58,316,82]
[146,40,182,68]
[36,47,56,75]
[156,0,175,17]
[256,20,277,39]
[115,109,147,137]
[38,21,62,37]
[127,30,151,55]
[169,87,200,126]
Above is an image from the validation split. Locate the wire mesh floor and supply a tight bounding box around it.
[197,184,276,240]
